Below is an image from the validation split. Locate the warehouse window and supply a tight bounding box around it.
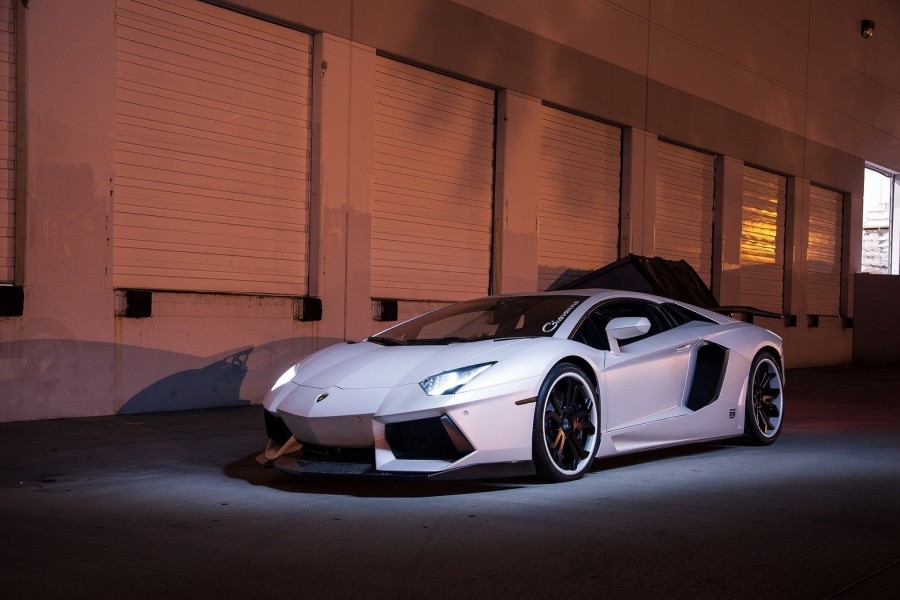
[862,165,899,275]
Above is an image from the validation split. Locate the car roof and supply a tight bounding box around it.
[492,288,667,302]
[488,289,735,324]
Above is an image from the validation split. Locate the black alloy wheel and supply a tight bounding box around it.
[745,352,784,445]
[532,362,599,482]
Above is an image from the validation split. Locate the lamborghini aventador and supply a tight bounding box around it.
[258,290,784,482]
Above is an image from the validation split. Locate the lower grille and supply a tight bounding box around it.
[264,410,293,445]
[385,415,474,461]
[299,443,375,463]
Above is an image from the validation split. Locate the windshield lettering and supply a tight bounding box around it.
[369,295,585,343]
[542,301,581,333]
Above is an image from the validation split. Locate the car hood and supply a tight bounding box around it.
[292,339,530,389]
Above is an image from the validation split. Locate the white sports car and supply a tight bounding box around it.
[259,290,784,482]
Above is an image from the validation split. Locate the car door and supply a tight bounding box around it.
[572,299,699,431]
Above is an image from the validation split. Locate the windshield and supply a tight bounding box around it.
[369,295,586,345]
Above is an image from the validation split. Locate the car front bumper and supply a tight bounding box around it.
[259,376,540,478]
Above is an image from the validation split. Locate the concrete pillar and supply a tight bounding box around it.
[492,90,540,293]
[2,0,117,420]
[310,34,376,342]
[844,192,863,318]
[785,177,809,325]
[713,156,743,305]
[621,128,656,257]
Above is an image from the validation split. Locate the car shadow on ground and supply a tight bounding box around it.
[222,453,529,498]
[223,441,731,498]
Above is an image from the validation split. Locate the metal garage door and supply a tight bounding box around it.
[538,106,620,291]
[0,0,13,283]
[113,0,312,295]
[740,166,786,314]
[806,185,843,316]
[372,57,495,302]
[655,141,714,285]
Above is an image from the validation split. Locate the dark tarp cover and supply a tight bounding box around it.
[551,254,782,320]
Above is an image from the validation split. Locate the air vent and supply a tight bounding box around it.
[385,416,474,461]
[685,342,728,411]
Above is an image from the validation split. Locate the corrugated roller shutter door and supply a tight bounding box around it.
[113,0,311,295]
[372,57,494,302]
[807,185,843,316]
[538,106,620,291]
[740,166,786,313]
[655,142,714,285]
[0,0,13,283]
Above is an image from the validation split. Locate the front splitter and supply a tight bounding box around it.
[258,452,536,481]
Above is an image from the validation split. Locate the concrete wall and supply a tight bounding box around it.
[853,274,900,364]
[2,0,118,420]
[1,0,898,421]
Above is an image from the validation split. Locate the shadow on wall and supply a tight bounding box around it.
[541,267,590,291]
[0,329,345,419]
[118,347,253,414]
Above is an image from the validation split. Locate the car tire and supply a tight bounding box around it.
[744,351,784,445]
[532,362,599,482]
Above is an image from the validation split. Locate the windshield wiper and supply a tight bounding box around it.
[408,336,471,345]
[367,336,406,346]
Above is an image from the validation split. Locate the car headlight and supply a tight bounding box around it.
[271,364,299,391]
[419,363,495,396]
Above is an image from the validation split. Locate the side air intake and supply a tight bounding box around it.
[685,342,728,411]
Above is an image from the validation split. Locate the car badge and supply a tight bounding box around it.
[315,392,329,403]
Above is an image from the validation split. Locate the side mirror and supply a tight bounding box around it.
[605,316,651,355]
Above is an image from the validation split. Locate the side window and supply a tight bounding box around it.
[571,299,670,350]
[572,312,610,350]
[660,302,715,326]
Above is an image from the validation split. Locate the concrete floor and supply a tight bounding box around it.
[1,365,898,599]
